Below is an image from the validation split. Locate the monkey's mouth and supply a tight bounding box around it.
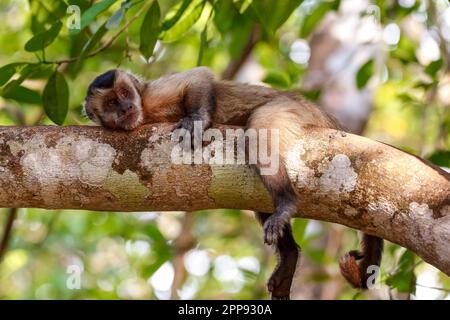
[117,111,140,130]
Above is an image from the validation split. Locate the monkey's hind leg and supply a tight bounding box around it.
[339,234,383,289]
[257,171,298,245]
[246,102,300,246]
[256,212,300,300]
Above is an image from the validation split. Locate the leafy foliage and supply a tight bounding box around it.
[25,21,63,52]
[160,0,206,42]
[385,250,416,294]
[75,0,118,34]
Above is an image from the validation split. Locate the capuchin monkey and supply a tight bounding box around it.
[83,67,383,299]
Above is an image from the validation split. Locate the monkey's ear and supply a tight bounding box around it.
[81,100,87,117]
[87,69,117,96]
[129,73,144,94]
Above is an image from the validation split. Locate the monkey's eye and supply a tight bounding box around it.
[108,98,118,107]
[118,88,129,98]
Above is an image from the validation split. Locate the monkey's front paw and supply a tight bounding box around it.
[263,216,285,245]
[175,116,195,135]
[174,117,200,150]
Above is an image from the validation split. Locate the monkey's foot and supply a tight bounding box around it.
[266,253,297,300]
[263,216,285,245]
[267,276,291,300]
[271,295,290,300]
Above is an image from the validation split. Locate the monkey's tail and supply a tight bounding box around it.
[339,234,383,289]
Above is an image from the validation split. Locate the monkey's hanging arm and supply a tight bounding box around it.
[0,124,449,275]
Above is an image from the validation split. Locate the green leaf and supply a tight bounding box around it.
[42,71,69,125]
[161,0,205,42]
[145,224,166,243]
[427,150,450,167]
[213,0,240,34]
[424,59,443,78]
[385,250,416,294]
[292,218,309,244]
[356,59,374,89]
[106,7,125,29]
[73,23,109,74]
[2,63,46,95]
[300,0,340,38]
[196,25,207,66]
[29,1,67,34]
[263,70,291,88]
[0,63,26,87]
[72,0,118,34]
[252,0,303,33]
[24,21,62,52]
[68,0,92,11]
[161,0,191,31]
[139,1,161,60]
[106,0,132,29]
[66,32,90,77]
[3,86,41,105]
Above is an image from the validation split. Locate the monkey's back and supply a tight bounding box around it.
[212,81,342,130]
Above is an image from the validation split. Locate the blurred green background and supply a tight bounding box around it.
[0,0,449,299]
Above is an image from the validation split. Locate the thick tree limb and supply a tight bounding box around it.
[0,125,449,275]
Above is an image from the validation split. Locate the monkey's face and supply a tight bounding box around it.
[84,70,143,130]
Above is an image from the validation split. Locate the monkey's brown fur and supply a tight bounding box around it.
[84,67,384,299]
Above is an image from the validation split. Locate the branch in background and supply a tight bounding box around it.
[0,125,448,275]
[0,108,44,264]
[171,213,196,299]
[221,25,261,80]
[0,208,17,262]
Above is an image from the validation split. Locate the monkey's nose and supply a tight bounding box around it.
[120,105,133,115]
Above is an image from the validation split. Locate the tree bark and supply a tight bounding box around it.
[0,124,449,275]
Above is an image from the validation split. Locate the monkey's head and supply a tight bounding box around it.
[83,69,144,130]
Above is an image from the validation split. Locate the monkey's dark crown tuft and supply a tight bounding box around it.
[87,69,117,97]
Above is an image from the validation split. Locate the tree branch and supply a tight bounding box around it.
[0,125,448,275]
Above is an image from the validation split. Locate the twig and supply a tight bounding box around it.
[0,208,18,263]
[416,283,450,293]
[171,213,196,299]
